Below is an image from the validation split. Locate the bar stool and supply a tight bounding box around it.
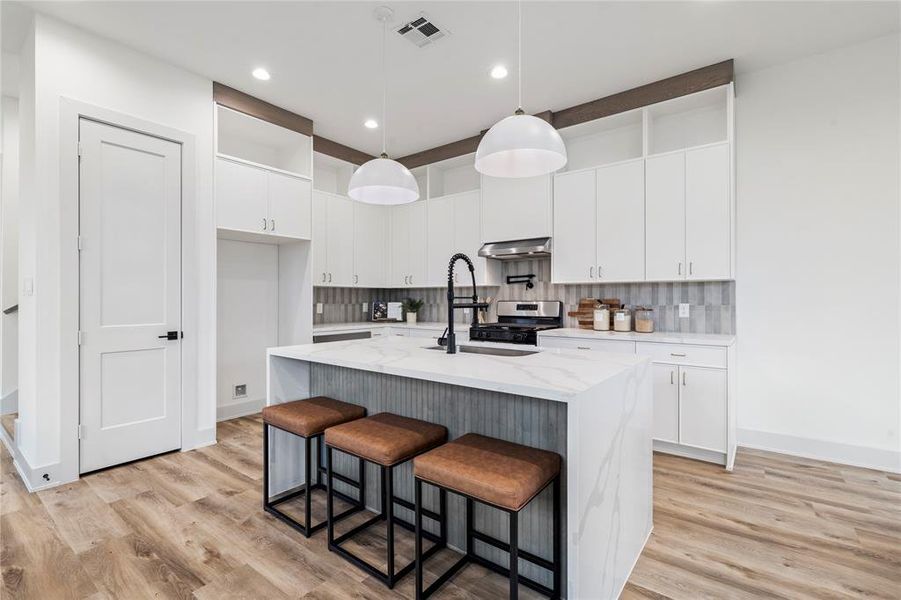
[324,412,448,588]
[413,433,562,599]
[262,397,367,537]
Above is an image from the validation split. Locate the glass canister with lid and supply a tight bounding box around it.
[613,308,632,332]
[593,303,610,331]
[634,306,655,333]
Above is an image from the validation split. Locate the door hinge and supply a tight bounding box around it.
[77,424,84,440]
[77,330,84,346]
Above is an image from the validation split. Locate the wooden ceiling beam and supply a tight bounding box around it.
[313,135,375,166]
[213,82,314,136]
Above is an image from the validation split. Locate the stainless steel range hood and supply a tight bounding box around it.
[478,237,552,261]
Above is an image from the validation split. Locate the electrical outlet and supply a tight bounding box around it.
[679,303,690,318]
[233,384,247,399]
[362,302,368,314]
[316,302,323,314]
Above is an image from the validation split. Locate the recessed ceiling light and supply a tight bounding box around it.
[490,64,508,79]
[364,119,379,129]
[252,67,271,81]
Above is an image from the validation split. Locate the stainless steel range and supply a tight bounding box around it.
[470,300,564,345]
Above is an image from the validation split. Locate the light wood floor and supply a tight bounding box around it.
[1,415,898,599]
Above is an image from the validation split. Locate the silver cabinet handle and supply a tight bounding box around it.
[678,262,682,276]
[270,219,275,231]
[682,371,687,386]
[670,352,686,357]
[689,261,693,275]
[328,272,332,283]
[589,266,595,279]
[670,370,674,385]
[409,274,413,284]
[262,218,268,231]
[321,272,326,283]
[597,265,602,279]
[577,346,591,350]
[354,274,359,284]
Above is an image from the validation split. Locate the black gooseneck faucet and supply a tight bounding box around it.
[442,253,488,354]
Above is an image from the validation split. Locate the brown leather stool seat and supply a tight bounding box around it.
[262,396,366,437]
[325,412,448,466]
[414,433,561,511]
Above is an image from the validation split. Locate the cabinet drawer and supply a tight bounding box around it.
[636,342,726,368]
[541,337,636,354]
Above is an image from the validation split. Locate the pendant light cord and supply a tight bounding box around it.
[381,17,388,157]
[517,0,523,111]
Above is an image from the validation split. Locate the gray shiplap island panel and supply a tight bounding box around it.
[311,363,567,588]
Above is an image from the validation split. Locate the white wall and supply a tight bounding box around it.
[17,14,216,487]
[1,96,19,405]
[216,239,278,420]
[735,34,900,471]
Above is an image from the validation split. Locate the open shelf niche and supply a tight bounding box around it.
[216,104,312,177]
[427,152,480,199]
[646,85,729,155]
[313,151,356,195]
[558,108,644,172]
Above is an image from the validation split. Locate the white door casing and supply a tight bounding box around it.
[78,119,182,473]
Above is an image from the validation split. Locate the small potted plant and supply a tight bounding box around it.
[402,298,424,325]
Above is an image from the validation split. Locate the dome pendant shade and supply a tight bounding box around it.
[348,156,420,205]
[475,113,567,178]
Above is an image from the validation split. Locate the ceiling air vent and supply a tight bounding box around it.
[396,14,448,48]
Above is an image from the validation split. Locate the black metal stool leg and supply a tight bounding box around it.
[553,475,561,599]
[415,478,424,599]
[439,488,448,545]
[262,424,270,508]
[466,497,474,557]
[326,446,335,545]
[509,511,519,600]
[386,466,396,587]
[304,436,312,537]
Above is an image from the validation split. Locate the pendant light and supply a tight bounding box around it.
[348,6,420,205]
[475,1,567,178]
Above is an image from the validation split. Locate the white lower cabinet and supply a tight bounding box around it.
[678,366,727,452]
[539,333,733,468]
[652,364,679,443]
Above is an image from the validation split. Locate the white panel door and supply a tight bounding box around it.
[652,364,679,443]
[427,195,455,287]
[267,172,311,239]
[407,201,429,287]
[325,194,354,286]
[481,174,551,242]
[553,170,596,283]
[78,119,182,473]
[685,143,731,280]
[679,366,727,452]
[389,205,411,286]
[216,157,267,233]
[353,202,388,287]
[312,191,328,285]
[645,152,686,281]
[596,159,645,281]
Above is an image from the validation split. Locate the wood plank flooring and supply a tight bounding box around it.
[1,414,899,599]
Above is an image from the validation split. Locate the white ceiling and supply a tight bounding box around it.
[4,1,899,157]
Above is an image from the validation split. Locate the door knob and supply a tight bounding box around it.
[158,331,181,340]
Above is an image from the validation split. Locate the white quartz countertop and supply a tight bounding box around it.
[269,336,647,402]
[313,321,448,333]
[539,328,735,347]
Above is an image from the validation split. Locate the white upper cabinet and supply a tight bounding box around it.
[481,174,552,242]
[216,157,311,242]
[552,170,597,283]
[267,172,312,239]
[596,159,645,281]
[390,201,428,287]
[427,195,456,287]
[645,152,686,281]
[216,157,268,234]
[453,191,501,286]
[312,190,354,286]
[685,143,731,280]
[312,191,328,284]
[353,202,388,287]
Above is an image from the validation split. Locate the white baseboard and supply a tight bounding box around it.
[653,439,726,466]
[0,428,67,492]
[1,388,17,414]
[217,397,264,422]
[737,428,901,474]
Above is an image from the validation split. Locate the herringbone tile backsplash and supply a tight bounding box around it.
[313,259,735,334]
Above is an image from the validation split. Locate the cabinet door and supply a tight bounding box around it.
[685,143,730,280]
[453,191,499,286]
[481,174,551,242]
[312,191,328,285]
[389,205,411,286]
[596,160,645,281]
[552,170,596,283]
[267,172,311,239]
[353,203,388,287]
[325,194,354,286]
[407,201,429,287]
[645,152,685,281]
[427,195,456,287]
[216,158,267,233]
[652,364,679,443]
[679,366,727,452]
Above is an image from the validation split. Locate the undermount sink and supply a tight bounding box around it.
[425,345,538,357]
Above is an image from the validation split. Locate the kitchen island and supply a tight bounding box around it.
[266,336,653,599]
